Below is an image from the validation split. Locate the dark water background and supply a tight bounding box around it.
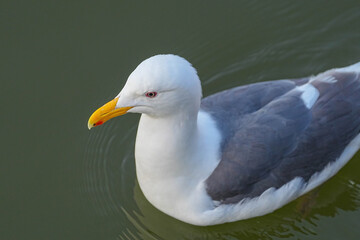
[2,1,360,239]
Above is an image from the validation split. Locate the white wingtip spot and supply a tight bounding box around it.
[319,75,337,83]
[297,84,320,109]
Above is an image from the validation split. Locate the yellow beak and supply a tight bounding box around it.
[87,97,133,129]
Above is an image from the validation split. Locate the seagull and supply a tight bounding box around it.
[88,54,360,226]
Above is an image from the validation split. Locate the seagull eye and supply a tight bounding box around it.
[145,91,157,98]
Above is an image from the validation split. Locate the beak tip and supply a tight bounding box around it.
[87,97,128,130]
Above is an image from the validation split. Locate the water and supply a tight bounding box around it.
[2,1,360,239]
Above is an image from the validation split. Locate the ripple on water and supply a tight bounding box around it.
[82,118,151,238]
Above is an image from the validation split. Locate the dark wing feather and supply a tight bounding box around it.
[202,71,360,204]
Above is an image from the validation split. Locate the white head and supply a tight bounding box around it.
[88,55,203,128]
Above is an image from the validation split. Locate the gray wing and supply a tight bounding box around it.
[202,71,360,204]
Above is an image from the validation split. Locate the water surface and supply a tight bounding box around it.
[2,1,360,239]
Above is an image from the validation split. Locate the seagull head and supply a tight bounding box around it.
[88,54,202,129]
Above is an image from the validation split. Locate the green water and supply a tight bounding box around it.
[2,1,360,239]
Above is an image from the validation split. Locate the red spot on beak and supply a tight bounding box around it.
[96,121,104,126]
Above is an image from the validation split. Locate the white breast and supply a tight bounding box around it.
[134,111,222,225]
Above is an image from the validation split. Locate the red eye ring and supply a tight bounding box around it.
[145,91,157,98]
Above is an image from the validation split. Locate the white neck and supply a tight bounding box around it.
[135,111,198,178]
[134,109,221,223]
